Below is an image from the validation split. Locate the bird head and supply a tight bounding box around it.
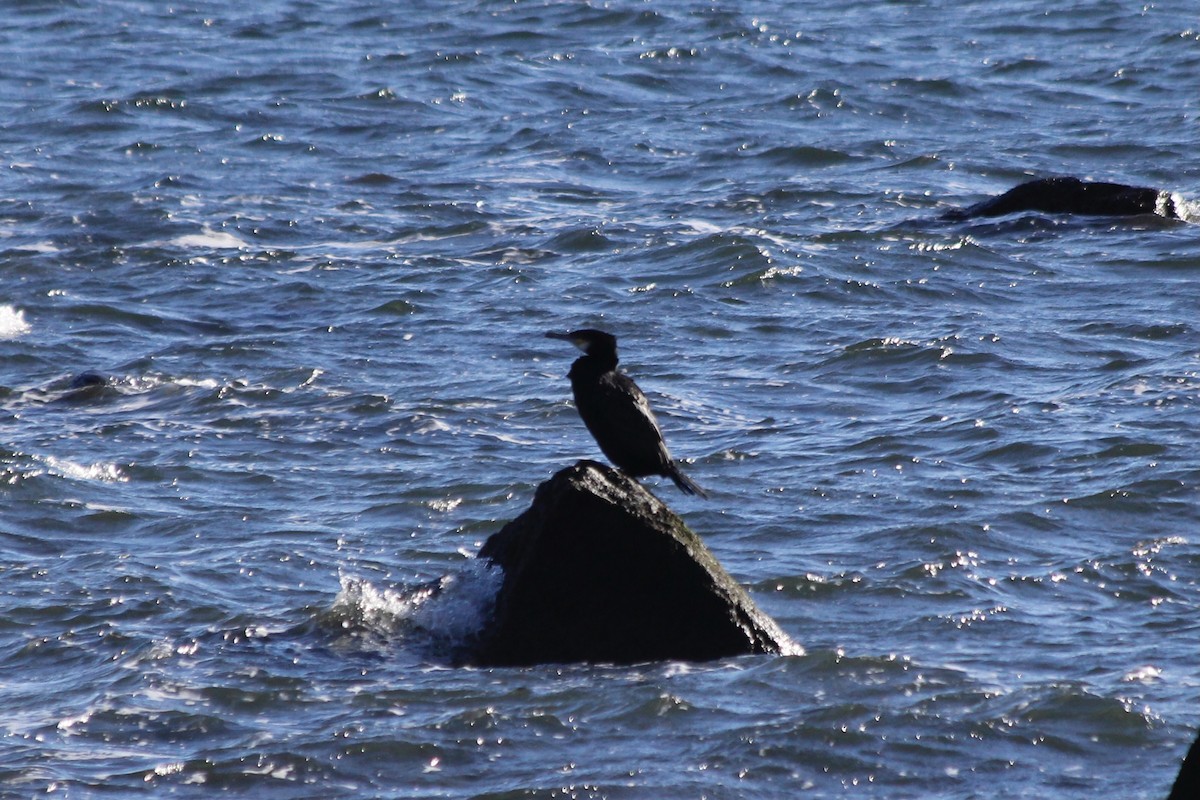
[547,331,619,357]
[545,328,618,357]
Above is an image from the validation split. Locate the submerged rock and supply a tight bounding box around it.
[56,371,109,403]
[468,460,799,667]
[1169,729,1200,800]
[942,176,1180,221]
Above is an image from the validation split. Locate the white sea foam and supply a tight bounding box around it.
[38,455,127,483]
[330,560,502,650]
[409,561,503,642]
[330,574,432,633]
[1169,193,1200,223]
[169,227,250,250]
[0,305,30,339]
[13,241,60,254]
[1122,665,1163,683]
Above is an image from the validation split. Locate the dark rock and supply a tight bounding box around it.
[469,460,799,667]
[68,371,107,389]
[50,371,110,404]
[1168,729,1200,800]
[943,177,1178,221]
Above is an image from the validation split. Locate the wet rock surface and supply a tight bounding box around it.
[469,461,799,667]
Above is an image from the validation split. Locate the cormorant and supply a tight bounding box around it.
[545,328,707,498]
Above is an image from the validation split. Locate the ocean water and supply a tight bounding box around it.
[2,0,1199,797]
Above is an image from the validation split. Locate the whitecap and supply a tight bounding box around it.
[408,561,503,643]
[16,241,60,254]
[328,560,502,654]
[1169,193,1200,223]
[56,710,94,732]
[168,226,249,250]
[760,265,804,281]
[329,574,433,633]
[0,305,30,339]
[38,455,127,483]
[1122,665,1163,683]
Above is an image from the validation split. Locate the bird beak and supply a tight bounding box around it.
[545,331,586,351]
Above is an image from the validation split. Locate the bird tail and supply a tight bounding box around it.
[668,462,708,499]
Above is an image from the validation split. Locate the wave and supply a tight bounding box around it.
[319,561,502,660]
[0,305,30,339]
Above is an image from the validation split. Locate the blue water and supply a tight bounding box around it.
[3,1,1199,797]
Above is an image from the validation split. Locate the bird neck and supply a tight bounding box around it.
[571,351,618,377]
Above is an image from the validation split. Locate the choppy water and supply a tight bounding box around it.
[3,1,1200,797]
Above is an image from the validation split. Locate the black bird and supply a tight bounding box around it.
[545,328,707,498]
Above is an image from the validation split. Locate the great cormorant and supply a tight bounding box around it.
[545,328,707,498]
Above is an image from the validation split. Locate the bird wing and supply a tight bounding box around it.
[578,372,674,473]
